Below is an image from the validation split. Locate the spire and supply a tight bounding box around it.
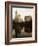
[15,11,17,16]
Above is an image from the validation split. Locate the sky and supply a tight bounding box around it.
[12,7,35,21]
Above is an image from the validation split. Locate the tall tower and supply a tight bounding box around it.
[15,11,18,22]
[15,11,17,16]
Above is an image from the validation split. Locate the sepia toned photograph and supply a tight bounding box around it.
[11,8,32,38]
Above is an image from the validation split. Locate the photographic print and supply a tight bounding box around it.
[5,1,37,45]
[11,8,32,38]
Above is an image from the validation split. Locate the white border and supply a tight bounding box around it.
[9,4,35,42]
